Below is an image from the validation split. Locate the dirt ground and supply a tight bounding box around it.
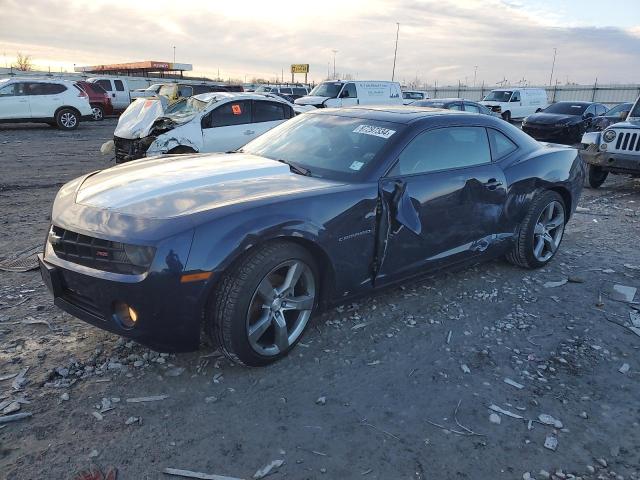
[1,120,639,480]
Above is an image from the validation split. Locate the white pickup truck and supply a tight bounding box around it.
[580,96,640,188]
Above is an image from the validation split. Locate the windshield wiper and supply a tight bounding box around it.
[276,159,312,176]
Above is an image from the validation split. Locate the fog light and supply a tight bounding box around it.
[113,302,138,329]
[600,144,607,151]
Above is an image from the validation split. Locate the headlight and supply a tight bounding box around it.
[603,130,616,142]
[123,244,156,267]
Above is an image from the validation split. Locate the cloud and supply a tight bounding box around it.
[0,0,639,85]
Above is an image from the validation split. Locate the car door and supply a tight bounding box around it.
[338,83,358,107]
[509,91,522,117]
[27,83,64,118]
[201,100,253,152]
[112,80,129,110]
[0,82,31,119]
[374,126,507,284]
[250,100,293,138]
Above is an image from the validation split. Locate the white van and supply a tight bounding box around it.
[295,81,403,108]
[88,77,135,111]
[480,88,548,121]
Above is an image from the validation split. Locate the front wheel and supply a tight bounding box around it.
[55,108,79,130]
[207,241,319,366]
[506,190,566,269]
[587,164,608,188]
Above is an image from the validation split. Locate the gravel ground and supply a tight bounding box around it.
[1,120,639,480]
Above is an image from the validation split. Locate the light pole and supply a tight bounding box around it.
[332,50,338,79]
[391,22,400,81]
[173,46,176,64]
[549,47,557,86]
[473,65,478,87]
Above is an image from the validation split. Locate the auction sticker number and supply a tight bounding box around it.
[232,104,242,115]
[353,125,396,139]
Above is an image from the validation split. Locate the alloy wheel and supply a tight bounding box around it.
[92,107,103,120]
[246,260,315,356]
[532,201,565,262]
[61,112,77,128]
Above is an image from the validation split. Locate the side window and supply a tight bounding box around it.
[191,85,209,95]
[448,103,463,111]
[342,83,357,98]
[389,127,491,176]
[25,83,50,95]
[178,85,193,97]
[464,103,480,113]
[487,128,518,160]
[0,83,16,96]
[47,84,66,94]
[280,88,293,95]
[584,105,596,117]
[511,91,521,102]
[292,88,307,96]
[596,105,607,116]
[96,80,112,91]
[114,80,125,92]
[209,101,252,128]
[253,101,289,123]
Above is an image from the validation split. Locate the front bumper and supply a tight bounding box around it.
[38,252,206,352]
[522,124,581,144]
[114,136,153,164]
[580,148,640,175]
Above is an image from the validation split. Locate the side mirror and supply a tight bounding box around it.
[620,111,629,120]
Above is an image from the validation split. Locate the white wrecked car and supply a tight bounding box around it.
[107,92,313,163]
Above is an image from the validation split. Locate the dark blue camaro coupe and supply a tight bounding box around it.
[39,107,584,366]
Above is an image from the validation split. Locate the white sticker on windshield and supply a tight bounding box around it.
[349,161,365,171]
[353,124,396,139]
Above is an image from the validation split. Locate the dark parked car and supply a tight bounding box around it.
[39,107,583,366]
[589,102,633,132]
[522,101,608,144]
[411,98,498,117]
[76,81,114,121]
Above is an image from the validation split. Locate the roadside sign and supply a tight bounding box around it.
[291,64,309,74]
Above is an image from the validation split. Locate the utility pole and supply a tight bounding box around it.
[391,22,400,81]
[549,47,557,86]
[332,50,338,79]
[173,46,176,64]
[473,65,478,87]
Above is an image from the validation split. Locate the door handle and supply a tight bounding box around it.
[112,93,116,98]
[483,178,503,190]
[244,130,255,135]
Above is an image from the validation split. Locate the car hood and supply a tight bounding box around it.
[75,153,344,219]
[114,97,169,139]
[295,95,330,106]
[607,119,640,130]
[525,113,581,125]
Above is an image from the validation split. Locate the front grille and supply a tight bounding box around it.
[614,131,640,152]
[114,136,149,163]
[49,226,151,275]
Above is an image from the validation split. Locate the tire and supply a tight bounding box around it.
[207,241,319,366]
[506,190,566,269]
[55,108,79,130]
[502,111,511,122]
[587,164,608,189]
[535,108,542,113]
[90,104,104,121]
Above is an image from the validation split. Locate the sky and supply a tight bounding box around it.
[1,0,639,86]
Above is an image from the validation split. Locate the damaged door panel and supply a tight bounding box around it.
[373,164,509,285]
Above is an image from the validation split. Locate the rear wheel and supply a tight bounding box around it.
[502,110,512,122]
[506,190,566,269]
[207,241,319,366]
[55,108,79,130]
[587,164,608,188]
[90,104,104,121]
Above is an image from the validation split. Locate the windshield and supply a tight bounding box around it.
[254,86,273,92]
[607,103,632,116]
[543,103,588,115]
[629,98,640,119]
[483,90,513,102]
[242,113,403,181]
[309,82,343,98]
[158,84,176,97]
[166,97,208,117]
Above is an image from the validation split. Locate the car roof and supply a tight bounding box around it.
[421,98,463,103]
[1,77,77,84]
[313,105,482,125]
[553,101,595,106]
[193,91,288,104]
